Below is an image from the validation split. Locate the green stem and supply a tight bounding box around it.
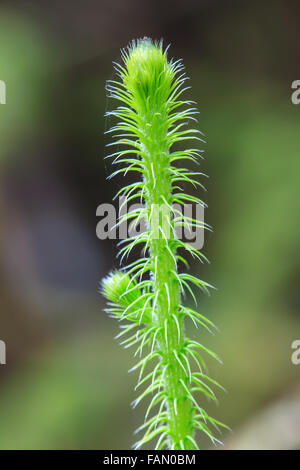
[141,109,194,449]
[102,38,225,451]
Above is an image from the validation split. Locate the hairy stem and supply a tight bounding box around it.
[101,38,226,451]
[141,111,193,448]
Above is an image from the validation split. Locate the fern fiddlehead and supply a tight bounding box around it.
[101,38,226,450]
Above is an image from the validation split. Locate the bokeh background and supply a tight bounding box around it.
[0,0,299,450]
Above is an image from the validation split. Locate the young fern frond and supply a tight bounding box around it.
[101,38,226,450]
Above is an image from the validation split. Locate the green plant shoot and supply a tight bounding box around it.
[101,38,226,450]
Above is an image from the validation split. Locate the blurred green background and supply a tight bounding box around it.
[0,0,299,449]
